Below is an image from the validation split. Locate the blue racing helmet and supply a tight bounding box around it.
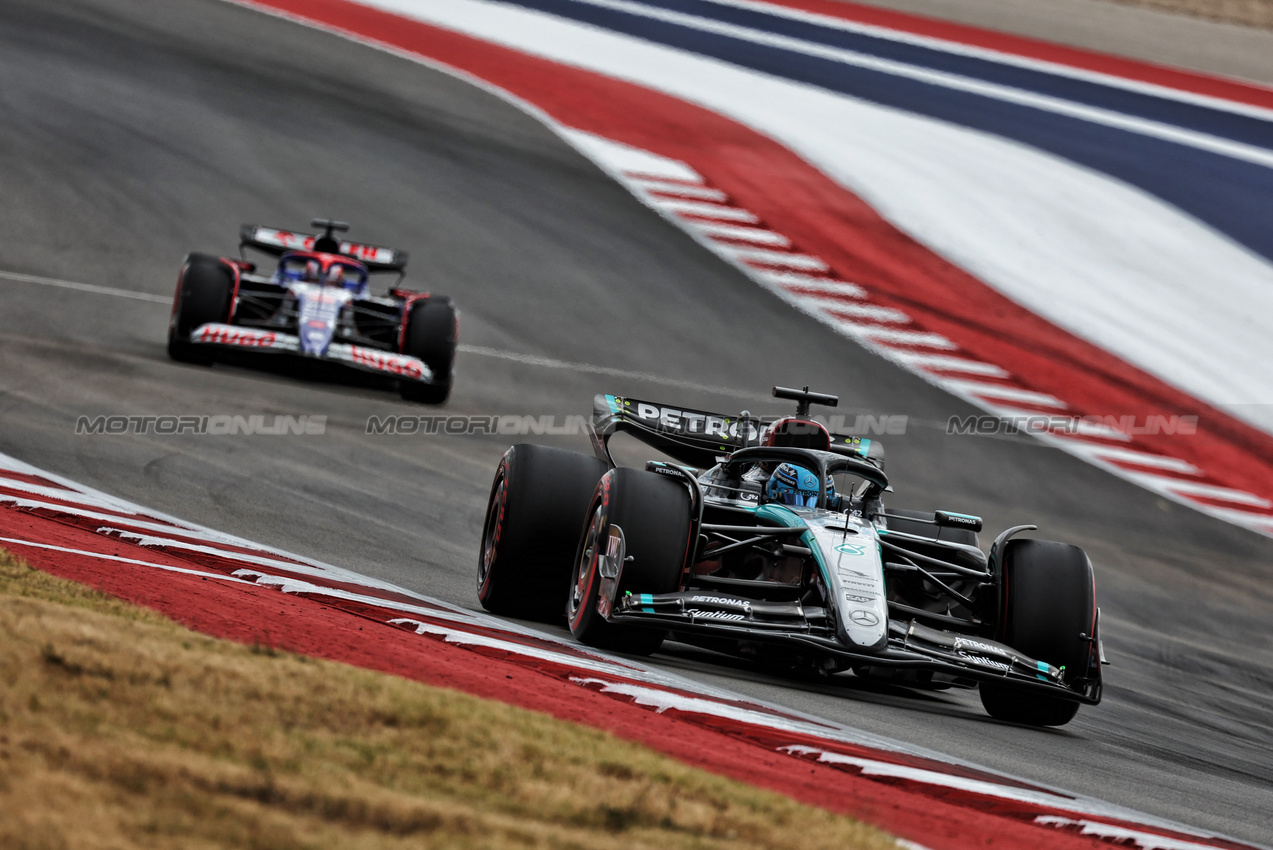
[765,462,834,507]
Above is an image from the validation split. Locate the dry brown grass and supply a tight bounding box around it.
[1100,0,1273,29]
[0,551,900,850]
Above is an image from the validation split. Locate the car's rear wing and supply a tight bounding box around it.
[239,225,408,273]
[590,393,887,471]
[590,394,761,469]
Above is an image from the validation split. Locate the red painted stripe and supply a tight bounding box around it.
[232,0,1273,524]
[741,0,1273,109]
[1,502,1127,850]
[0,470,73,491]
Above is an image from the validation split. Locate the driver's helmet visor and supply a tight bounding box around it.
[766,463,832,507]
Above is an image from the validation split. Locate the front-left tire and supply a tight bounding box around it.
[567,467,692,655]
[979,538,1096,727]
[167,254,234,365]
[477,444,608,621]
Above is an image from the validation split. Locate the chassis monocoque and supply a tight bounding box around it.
[167,219,458,403]
[478,387,1107,727]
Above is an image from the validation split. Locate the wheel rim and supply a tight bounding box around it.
[569,504,604,619]
[477,474,505,591]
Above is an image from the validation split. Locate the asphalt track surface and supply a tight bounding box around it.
[1,0,1271,843]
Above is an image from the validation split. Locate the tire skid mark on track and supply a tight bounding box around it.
[0,451,1265,850]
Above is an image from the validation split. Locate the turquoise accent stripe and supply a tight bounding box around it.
[859,438,871,457]
[1036,660,1050,681]
[756,505,833,591]
[639,592,654,613]
[605,394,621,414]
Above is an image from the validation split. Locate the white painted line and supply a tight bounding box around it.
[1120,473,1273,509]
[0,479,152,517]
[0,263,763,402]
[791,745,1253,848]
[96,528,340,577]
[1057,442,1202,475]
[0,269,172,304]
[691,220,791,247]
[728,245,829,271]
[630,177,728,201]
[1191,505,1273,533]
[984,407,1133,441]
[574,0,1273,170]
[655,198,761,222]
[812,301,910,323]
[0,536,259,584]
[941,379,1067,409]
[454,344,771,400]
[708,0,1273,123]
[1033,816,1235,850]
[886,351,1009,378]
[838,324,959,349]
[769,274,867,298]
[564,127,703,182]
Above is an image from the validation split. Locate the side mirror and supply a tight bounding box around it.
[935,510,983,533]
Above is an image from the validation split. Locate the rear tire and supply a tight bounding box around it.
[399,297,457,404]
[567,468,691,655]
[477,445,607,622]
[979,539,1095,727]
[167,255,234,365]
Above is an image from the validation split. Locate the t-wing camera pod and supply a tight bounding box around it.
[773,385,839,417]
[311,218,350,254]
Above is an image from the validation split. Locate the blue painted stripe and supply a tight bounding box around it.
[632,0,1273,148]
[500,0,1273,262]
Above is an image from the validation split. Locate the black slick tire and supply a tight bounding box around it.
[979,539,1095,727]
[567,467,691,655]
[167,254,234,365]
[477,444,607,621]
[399,297,457,404]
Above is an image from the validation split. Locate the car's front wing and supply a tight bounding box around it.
[188,323,435,383]
[609,589,1101,704]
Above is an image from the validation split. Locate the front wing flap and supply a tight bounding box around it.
[187,323,436,383]
[609,589,1100,703]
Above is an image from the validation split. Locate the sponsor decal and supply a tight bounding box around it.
[844,593,875,604]
[834,542,870,557]
[195,326,278,348]
[953,637,1004,656]
[957,652,1011,673]
[615,397,759,442]
[252,228,397,265]
[849,609,880,627]
[690,595,749,610]
[686,609,746,622]
[348,346,423,380]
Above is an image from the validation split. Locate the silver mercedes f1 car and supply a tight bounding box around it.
[477,386,1107,726]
